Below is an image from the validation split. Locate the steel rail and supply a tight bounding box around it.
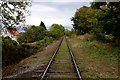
[65,36,82,80]
[40,37,63,80]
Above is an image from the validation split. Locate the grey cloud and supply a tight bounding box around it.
[26,2,91,30]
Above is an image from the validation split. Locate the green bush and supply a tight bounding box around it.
[49,24,65,39]
[2,36,20,65]
[44,36,54,44]
[2,36,37,66]
[17,25,45,43]
[37,40,45,46]
[65,29,71,36]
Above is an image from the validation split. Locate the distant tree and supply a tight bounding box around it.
[70,28,76,35]
[65,29,70,36]
[40,21,47,30]
[49,24,65,39]
[17,25,45,43]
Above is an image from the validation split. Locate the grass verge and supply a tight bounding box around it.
[68,36,119,78]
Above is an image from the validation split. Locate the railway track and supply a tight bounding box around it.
[40,36,82,80]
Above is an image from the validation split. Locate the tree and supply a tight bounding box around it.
[49,24,65,39]
[1,0,31,29]
[40,21,47,30]
[91,1,120,41]
[91,0,120,10]
[17,25,45,43]
[70,28,76,35]
[65,29,70,36]
[71,6,97,34]
[91,2,106,9]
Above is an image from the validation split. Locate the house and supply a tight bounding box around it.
[1,27,20,43]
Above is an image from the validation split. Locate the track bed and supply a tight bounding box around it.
[45,38,78,79]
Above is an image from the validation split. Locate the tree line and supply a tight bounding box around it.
[17,22,65,43]
[2,21,65,66]
[71,2,120,46]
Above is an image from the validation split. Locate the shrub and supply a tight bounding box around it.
[49,24,65,39]
[2,36,36,66]
[37,40,45,46]
[65,29,71,36]
[44,36,54,44]
[17,25,45,43]
[2,36,20,65]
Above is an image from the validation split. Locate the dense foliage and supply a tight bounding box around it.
[18,23,65,43]
[49,24,65,39]
[65,29,71,36]
[71,1,120,45]
[91,2,120,43]
[3,36,25,65]
[2,36,43,65]
[64,29,76,36]
[71,6,97,35]
[3,23,65,66]
[17,25,45,43]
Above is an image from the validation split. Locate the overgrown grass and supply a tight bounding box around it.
[50,38,75,72]
[30,56,37,58]
[69,37,119,78]
[77,38,119,61]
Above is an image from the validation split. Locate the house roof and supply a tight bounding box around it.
[7,27,20,36]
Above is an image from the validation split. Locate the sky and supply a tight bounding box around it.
[26,1,92,30]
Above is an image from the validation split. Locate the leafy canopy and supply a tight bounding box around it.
[49,24,65,39]
[17,25,45,43]
[71,6,97,34]
[1,0,31,29]
[91,1,120,39]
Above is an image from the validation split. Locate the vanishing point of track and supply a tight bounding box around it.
[40,36,82,80]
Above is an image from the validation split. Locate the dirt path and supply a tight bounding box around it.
[3,39,61,78]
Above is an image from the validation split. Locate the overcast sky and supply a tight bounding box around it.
[26,1,92,30]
